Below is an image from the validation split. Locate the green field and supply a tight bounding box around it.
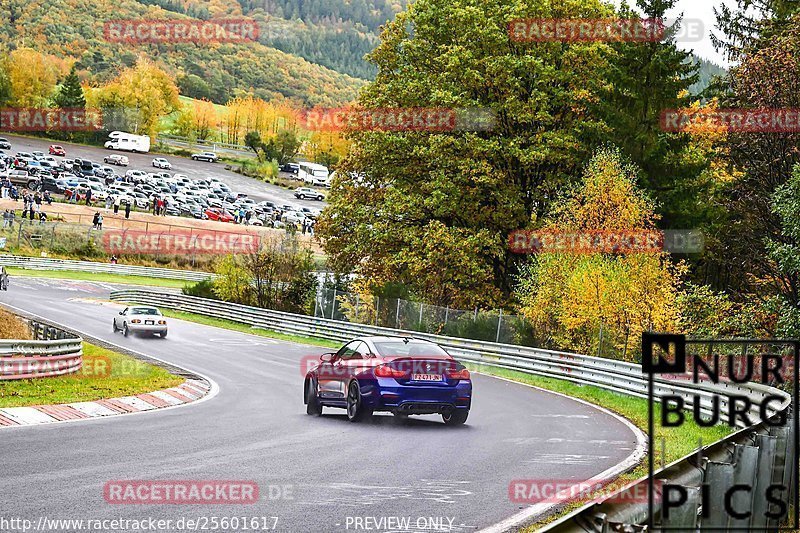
[0,343,184,407]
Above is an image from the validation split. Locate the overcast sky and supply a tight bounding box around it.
[613,0,736,67]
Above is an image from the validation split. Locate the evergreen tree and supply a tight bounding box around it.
[602,0,701,229]
[53,65,86,109]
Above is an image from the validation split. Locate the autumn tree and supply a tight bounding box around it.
[318,0,618,308]
[6,48,65,107]
[709,16,800,297]
[516,149,682,360]
[88,58,180,137]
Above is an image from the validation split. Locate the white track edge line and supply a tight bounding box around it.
[475,372,648,533]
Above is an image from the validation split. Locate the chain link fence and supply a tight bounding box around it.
[311,287,535,345]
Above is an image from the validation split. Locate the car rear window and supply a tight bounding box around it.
[131,308,161,316]
[372,340,450,358]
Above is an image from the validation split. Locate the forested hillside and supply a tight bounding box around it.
[1,0,365,106]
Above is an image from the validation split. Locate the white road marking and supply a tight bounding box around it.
[524,454,612,465]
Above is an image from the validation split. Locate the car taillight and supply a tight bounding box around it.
[131,319,141,324]
[158,320,166,325]
[374,365,410,379]
[446,368,470,380]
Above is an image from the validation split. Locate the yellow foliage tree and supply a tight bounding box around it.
[87,58,179,138]
[516,148,682,360]
[6,48,68,107]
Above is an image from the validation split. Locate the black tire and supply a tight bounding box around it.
[393,412,409,423]
[160,330,167,338]
[346,381,372,422]
[112,321,118,333]
[442,409,469,426]
[306,379,323,416]
[317,196,323,201]
[123,323,129,337]
[298,194,305,200]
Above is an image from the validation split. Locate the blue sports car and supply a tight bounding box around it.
[304,336,472,425]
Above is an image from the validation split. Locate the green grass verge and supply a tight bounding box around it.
[8,268,199,289]
[463,363,734,529]
[159,308,341,349]
[0,343,184,407]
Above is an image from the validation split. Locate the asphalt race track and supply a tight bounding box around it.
[3,134,322,209]
[0,278,641,532]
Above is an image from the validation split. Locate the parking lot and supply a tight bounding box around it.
[2,135,327,228]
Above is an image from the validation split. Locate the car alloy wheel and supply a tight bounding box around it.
[346,381,372,422]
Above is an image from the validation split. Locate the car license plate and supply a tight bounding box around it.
[145,320,154,325]
[412,373,442,381]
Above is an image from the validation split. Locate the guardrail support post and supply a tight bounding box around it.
[662,485,700,529]
[751,434,778,529]
[703,461,734,529]
[730,444,758,530]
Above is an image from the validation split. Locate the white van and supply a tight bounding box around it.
[298,162,330,187]
[104,131,151,153]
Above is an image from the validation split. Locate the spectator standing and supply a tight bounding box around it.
[92,212,100,229]
[113,195,121,214]
[43,191,52,205]
[85,187,92,205]
[10,186,18,201]
[2,210,9,228]
[97,213,103,230]
[125,201,131,219]
[105,195,112,210]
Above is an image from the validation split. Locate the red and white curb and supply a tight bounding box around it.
[0,379,210,428]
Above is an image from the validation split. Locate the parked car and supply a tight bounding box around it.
[204,207,235,223]
[39,176,69,194]
[191,151,218,162]
[31,151,46,161]
[113,306,167,338]
[5,169,39,190]
[104,154,129,166]
[152,158,171,170]
[281,210,305,224]
[280,163,300,174]
[304,337,472,424]
[48,145,66,156]
[294,187,325,201]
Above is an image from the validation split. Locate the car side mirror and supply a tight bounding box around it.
[118,311,124,315]
[320,353,335,363]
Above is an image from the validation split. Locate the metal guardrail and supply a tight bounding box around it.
[109,289,796,531]
[0,255,213,282]
[0,320,83,379]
